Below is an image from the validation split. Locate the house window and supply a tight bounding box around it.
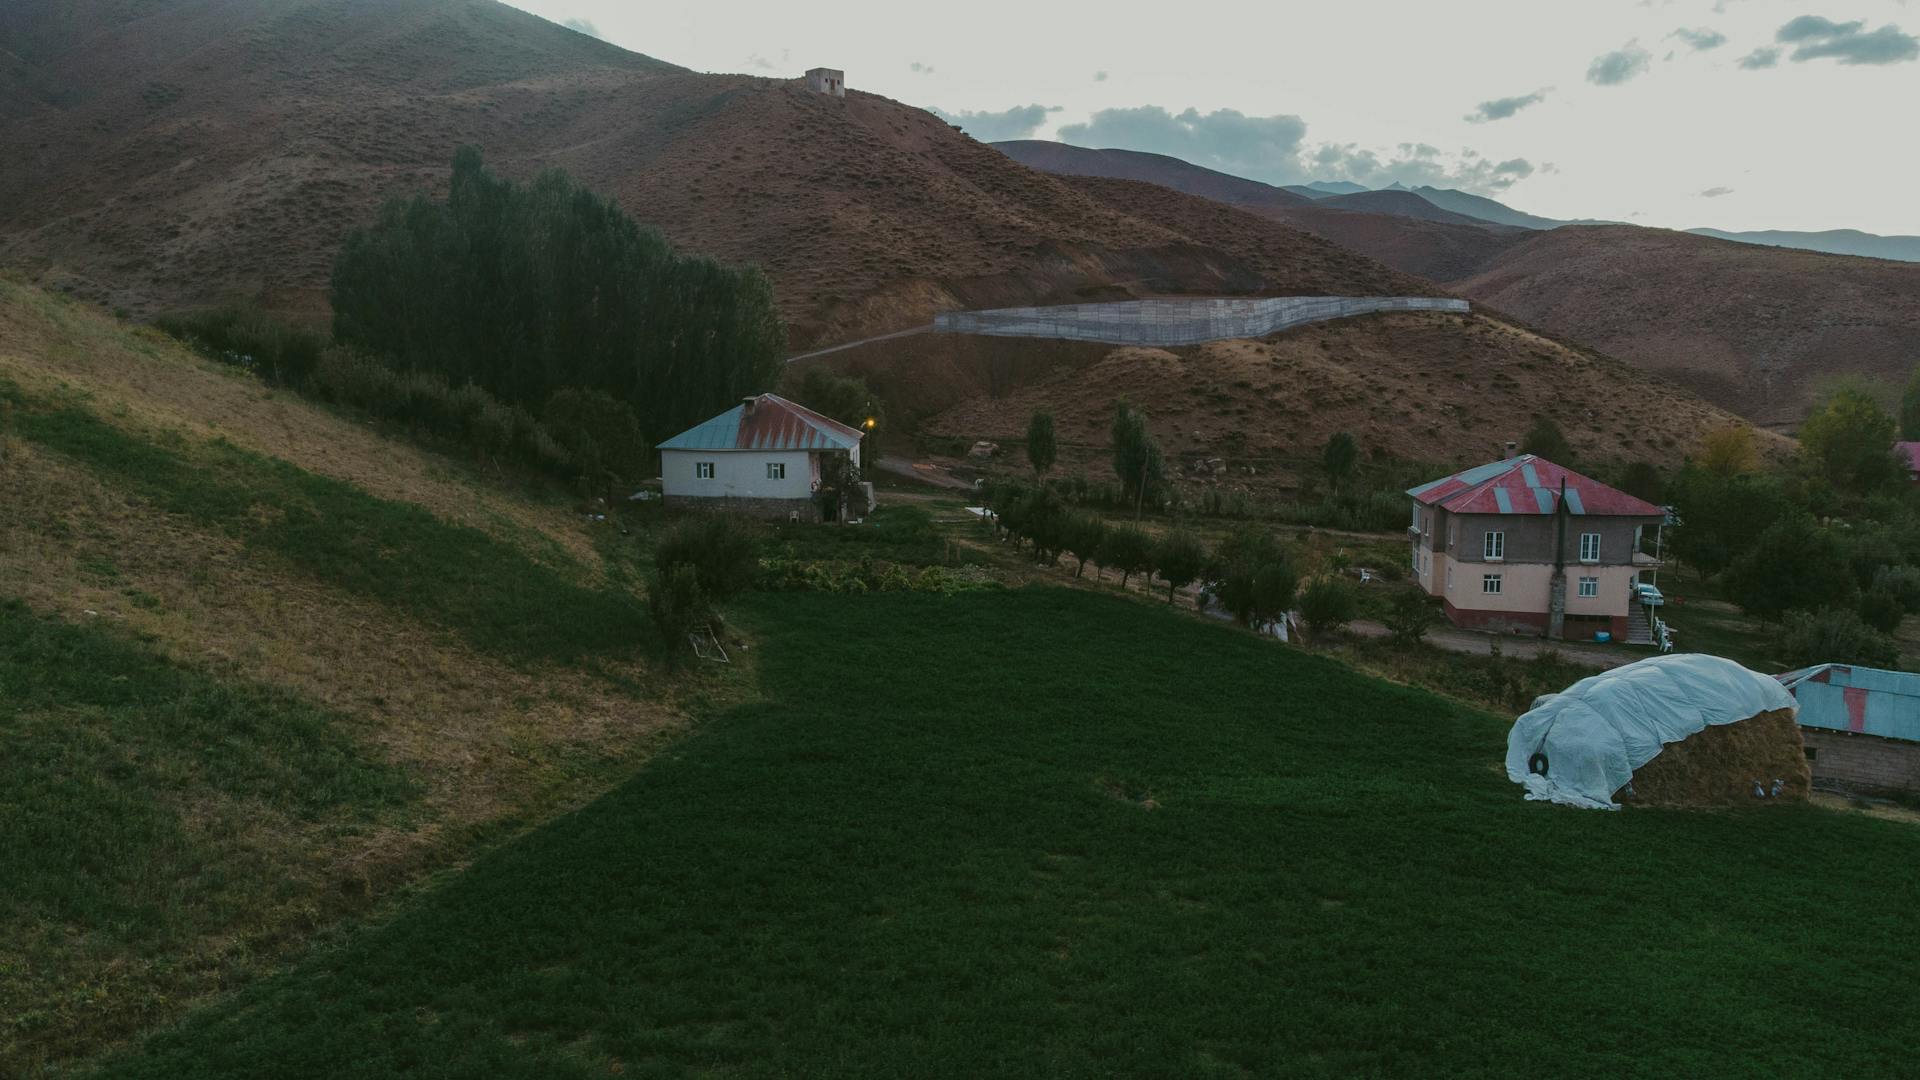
[1483,531,1505,561]
[1482,574,1503,595]
[766,462,786,480]
[1446,566,1453,591]
[695,461,715,480]
[1578,576,1599,598]
[1579,532,1601,563]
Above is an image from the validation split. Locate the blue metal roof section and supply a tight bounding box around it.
[657,405,747,451]
[1492,487,1513,514]
[1563,487,1585,515]
[1779,664,1920,743]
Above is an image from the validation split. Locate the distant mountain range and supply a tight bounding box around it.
[994,137,1920,424]
[1274,176,1920,261]
[1687,228,1920,263]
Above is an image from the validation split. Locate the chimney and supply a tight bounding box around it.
[1504,440,1518,459]
[742,395,758,416]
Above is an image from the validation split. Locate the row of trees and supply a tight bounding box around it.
[331,147,785,448]
[980,479,1432,644]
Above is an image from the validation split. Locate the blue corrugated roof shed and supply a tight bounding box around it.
[1779,664,1920,743]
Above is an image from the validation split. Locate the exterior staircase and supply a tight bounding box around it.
[1626,605,1653,645]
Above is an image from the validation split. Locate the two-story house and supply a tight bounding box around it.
[1405,455,1665,642]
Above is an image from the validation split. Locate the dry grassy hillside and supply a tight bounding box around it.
[840,310,1785,488]
[0,0,1422,350]
[993,140,1310,211]
[1451,226,1920,425]
[0,278,694,1068]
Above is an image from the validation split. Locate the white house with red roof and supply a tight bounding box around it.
[657,394,867,520]
[1406,455,1666,643]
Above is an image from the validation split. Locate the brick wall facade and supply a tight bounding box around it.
[1802,728,1920,795]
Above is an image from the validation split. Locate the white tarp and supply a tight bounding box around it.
[1505,654,1796,810]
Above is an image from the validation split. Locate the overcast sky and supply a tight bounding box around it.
[510,0,1919,234]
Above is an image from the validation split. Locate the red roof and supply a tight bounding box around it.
[1407,455,1662,517]
[657,394,865,452]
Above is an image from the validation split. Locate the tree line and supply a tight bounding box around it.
[331,146,785,449]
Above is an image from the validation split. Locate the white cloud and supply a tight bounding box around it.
[1776,16,1919,65]
[1587,42,1653,85]
[1465,89,1549,123]
[1053,105,1536,194]
[929,104,1060,141]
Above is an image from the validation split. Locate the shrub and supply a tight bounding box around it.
[1098,526,1155,589]
[1842,523,1905,591]
[654,515,762,602]
[1520,416,1573,465]
[1298,578,1358,642]
[1110,401,1166,508]
[1775,608,1899,669]
[1013,486,1068,564]
[1208,527,1296,632]
[154,304,327,386]
[647,563,706,668]
[1722,516,1856,620]
[543,387,648,491]
[1858,588,1905,634]
[1026,410,1057,478]
[1383,585,1434,644]
[1322,432,1358,494]
[1061,511,1108,578]
[1872,564,1920,614]
[1798,386,1907,494]
[305,346,575,475]
[1152,528,1208,604]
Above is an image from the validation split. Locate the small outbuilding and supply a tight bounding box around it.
[1507,654,1805,810]
[1778,664,1920,795]
[805,67,846,97]
[657,394,867,522]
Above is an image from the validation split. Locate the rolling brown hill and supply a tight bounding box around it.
[814,309,1787,488]
[1455,226,1920,424]
[0,0,1425,351]
[999,141,1920,425]
[991,140,1311,212]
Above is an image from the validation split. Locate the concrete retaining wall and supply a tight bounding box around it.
[933,296,1469,347]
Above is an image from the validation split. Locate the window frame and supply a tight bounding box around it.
[1578,576,1599,598]
[1579,532,1601,564]
[1483,530,1505,562]
[1482,573,1503,595]
[766,461,786,480]
[695,461,716,480]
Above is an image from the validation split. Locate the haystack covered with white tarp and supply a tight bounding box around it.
[1506,654,1798,810]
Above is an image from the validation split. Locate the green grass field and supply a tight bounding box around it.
[1,601,414,1062]
[99,587,1920,1078]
